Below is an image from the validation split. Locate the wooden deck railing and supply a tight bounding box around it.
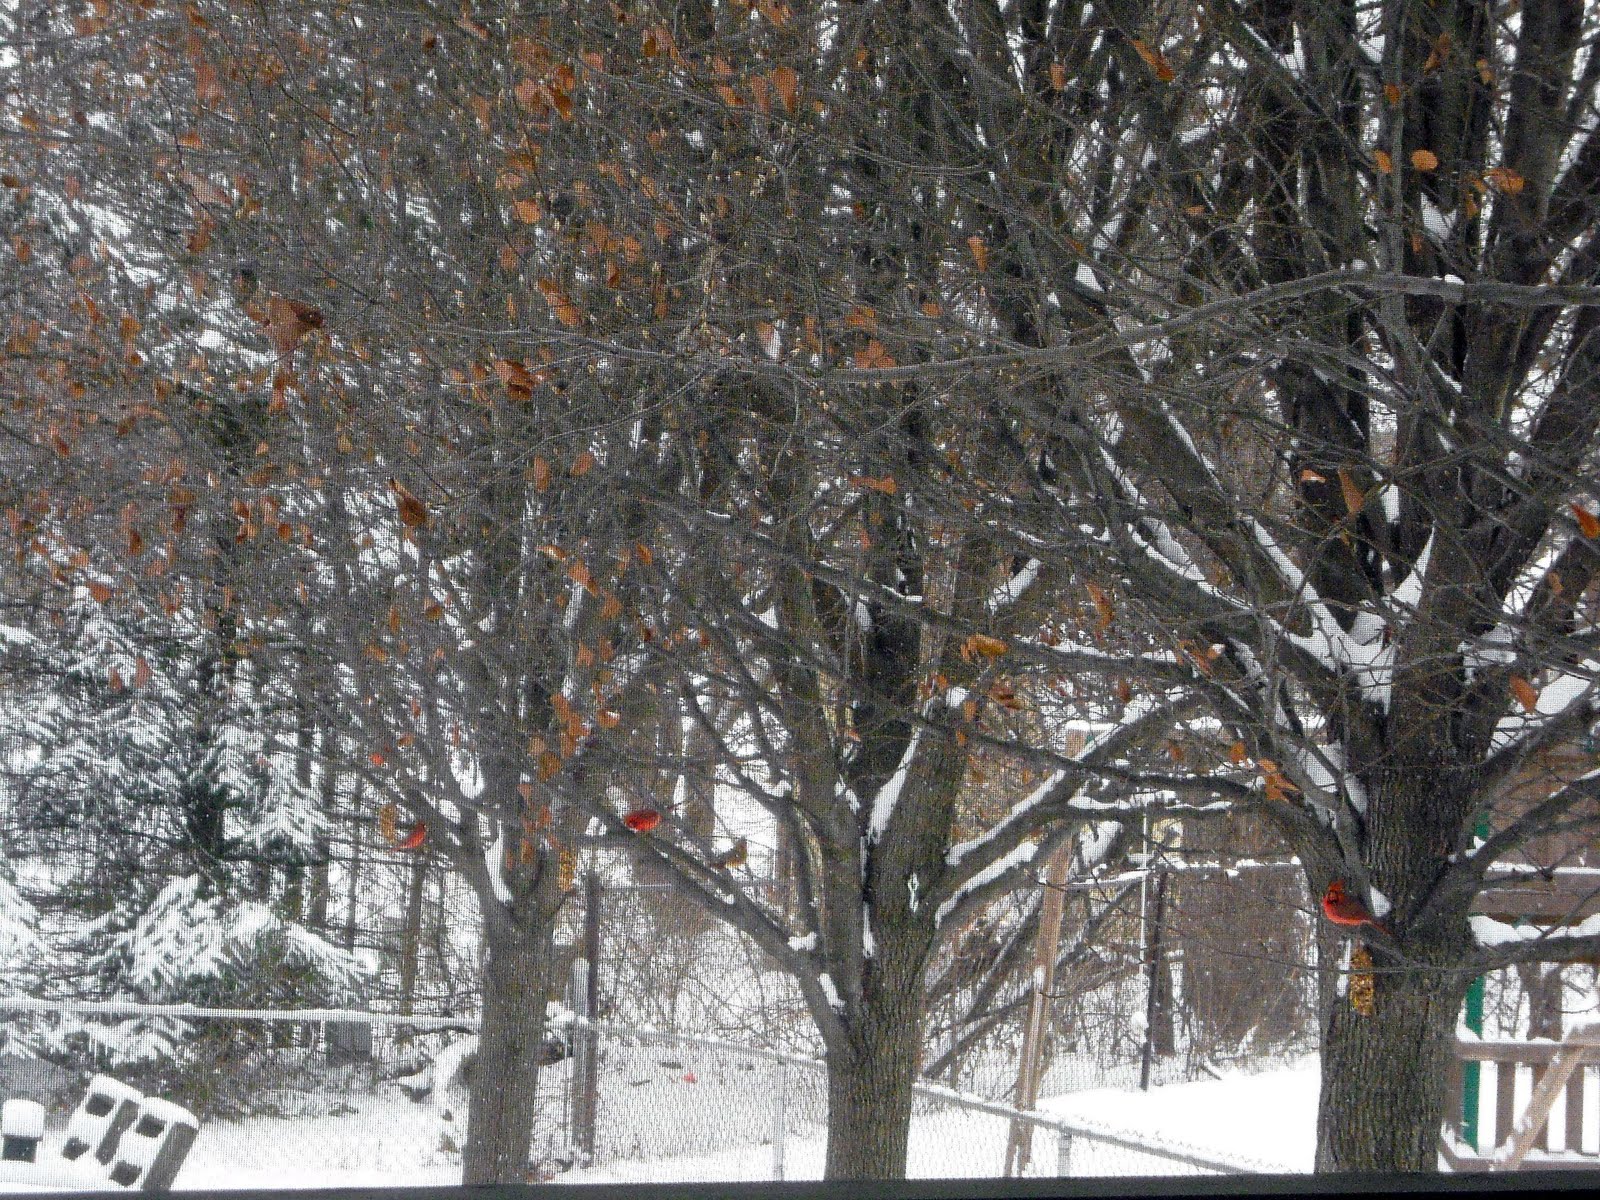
[1441,1025,1600,1171]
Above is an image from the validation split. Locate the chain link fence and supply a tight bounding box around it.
[0,999,1289,1185]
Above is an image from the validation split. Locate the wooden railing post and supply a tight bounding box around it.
[1491,1024,1600,1170]
[1565,1067,1586,1154]
[1494,1060,1516,1154]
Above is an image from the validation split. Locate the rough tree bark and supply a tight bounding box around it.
[461,863,560,1185]
[1316,938,1472,1171]
[821,949,928,1179]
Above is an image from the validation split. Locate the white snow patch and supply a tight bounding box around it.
[484,824,513,905]
[987,559,1041,613]
[945,770,1066,866]
[868,728,922,843]
[1492,668,1598,751]
[1461,623,1516,683]
[1421,196,1452,241]
[1473,910,1600,947]
[935,841,1039,928]
[817,972,844,1012]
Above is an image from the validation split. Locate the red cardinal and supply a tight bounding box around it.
[395,820,428,851]
[622,807,662,833]
[1322,881,1389,934]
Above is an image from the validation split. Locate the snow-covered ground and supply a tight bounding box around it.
[158,1056,1319,1189]
[1039,1059,1317,1173]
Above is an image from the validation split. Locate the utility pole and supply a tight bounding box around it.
[1005,731,1086,1176]
[1140,869,1170,1091]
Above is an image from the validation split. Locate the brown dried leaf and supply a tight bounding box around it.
[1483,166,1525,195]
[1086,581,1115,630]
[494,358,536,401]
[261,294,323,357]
[771,65,799,113]
[853,339,896,370]
[194,60,224,108]
[1130,38,1175,82]
[1338,468,1365,518]
[537,278,582,327]
[966,633,1008,659]
[388,477,429,529]
[1571,503,1600,539]
[843,306,877,332]
[850,474,898,495]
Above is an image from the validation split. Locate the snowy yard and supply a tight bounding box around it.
[145,1057,1316,1189]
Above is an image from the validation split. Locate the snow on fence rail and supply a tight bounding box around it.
[0,998,1285,1181]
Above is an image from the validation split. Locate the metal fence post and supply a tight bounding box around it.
[771,1060,787,1181]
[572,871,602,1161]
[1054,1124,1072,1177]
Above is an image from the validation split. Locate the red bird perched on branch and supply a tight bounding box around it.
[1322,881,1389,934]
[622,807,662,833]
[395,821,428,851]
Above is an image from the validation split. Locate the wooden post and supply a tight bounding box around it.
[1492,1025,1600,1170]
[1442,1055,1464,1141]
[396,851,428,1017]
[1495,1060,1516,1153]
[1564,1066,1585,1155]
[1139,870,1170,1091]
[1003,730,1086,1177]
[1003,844,1073,1176]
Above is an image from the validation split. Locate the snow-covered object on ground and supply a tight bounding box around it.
[62,1075,142,1166]
[106,1095,199,1189]
[2,1099,44,1142]
[429,1036,480,1105]
[1,1098,45,1164]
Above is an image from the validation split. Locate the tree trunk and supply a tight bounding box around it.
[460,803,565,1192]
[1517,961,1563,1040]
[823,979,924,1179]
[397,851,428,1015]
[462,905,555,1184]
[1315,940,1469,1171]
